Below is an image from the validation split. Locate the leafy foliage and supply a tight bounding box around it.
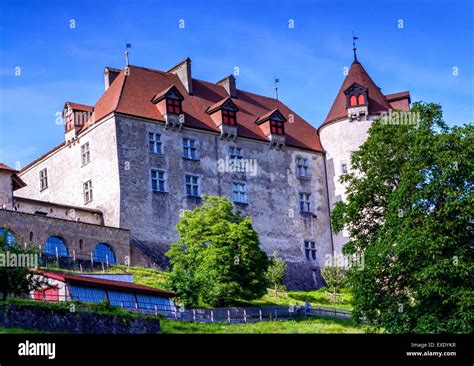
[0,233,46,300]
[166,196,269,307]
[321,265,347,292]
[266,251,287,295]
[331,102,473,333]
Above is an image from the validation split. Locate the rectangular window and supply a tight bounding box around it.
[297,158,309,177]
[222,109,236,125]
[270,120,284,135]
[304,240,317,261]
[183,138,198,160]
[150,169,166,192]
[229,147,242,161]
[83,180,93,203]
[341,162,348,174]
[39,168,48,191]
[185,175,200,197]
[232,181,248,203]
[166,98,182,115]
[81,142,90,166]
[148,133,163,154]
[299,193,311,213]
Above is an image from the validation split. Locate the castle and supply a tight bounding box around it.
[0,54,410,290]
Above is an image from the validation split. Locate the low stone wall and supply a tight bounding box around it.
[0,209,131,265]
[0,303,161,334]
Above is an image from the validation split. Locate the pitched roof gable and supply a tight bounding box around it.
[77,65,323,152]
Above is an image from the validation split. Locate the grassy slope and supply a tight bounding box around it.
[0,327,49,334]
[42,265,353,310]
[161,316,365,334]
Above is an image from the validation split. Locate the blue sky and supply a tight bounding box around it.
[0,0,472,168]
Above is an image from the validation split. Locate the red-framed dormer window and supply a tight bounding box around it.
[357,94,365,105]
[222,109,236,125]
[270,120,284,135]
[166,98,182,115]
[350,95,357,106]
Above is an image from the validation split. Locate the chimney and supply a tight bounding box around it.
[217,75,237,98]
[104,67,120,91]
[167,58,193,95]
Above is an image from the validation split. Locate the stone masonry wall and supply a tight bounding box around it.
[0,303,161,334]
[0,209,131,265]
[115,114,333,290]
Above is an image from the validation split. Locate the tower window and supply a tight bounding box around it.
[39,168,48,191]
[304,240,317,261]
[185,175,200,197]
[232,181,248,204]
[148,133,163,154]
[270,120,284,135]
[81,142,90,166]
[357,94,365,105]
[299,193,311,213]
[341,162,348,174]
[229,147,242,161]
[222,109,236,125]
[183,138,198,160]
[83,180,93,203]
[150,169,166,192]
[349,95,357,106]
[166,98,182,115]
[297,158,310,177]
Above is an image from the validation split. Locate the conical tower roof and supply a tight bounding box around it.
[321,60,392,127]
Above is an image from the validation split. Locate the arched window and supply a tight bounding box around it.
[93,243,116,264]
[45,236,69,257]
[349,95,357,106]
[29,232,34,241]
[357,94,365,105]
[1,228,16,247]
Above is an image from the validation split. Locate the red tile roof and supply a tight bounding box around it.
[206,97,238,114]
[41,271,174,298]
[0,162,26,189]
[0,162,17,172]
[321,61,409,128]
[81,64,324,152]
[65,102,94,112]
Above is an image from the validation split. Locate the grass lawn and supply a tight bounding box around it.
[161,316,365,334]
[0,327,49,334]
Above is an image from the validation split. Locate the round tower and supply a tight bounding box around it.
[319,57,410,254]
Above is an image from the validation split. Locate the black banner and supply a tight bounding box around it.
[0,334,471,363]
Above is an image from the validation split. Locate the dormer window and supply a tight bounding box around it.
[270,120,284,135]
[207,97,239,139]
[255,108,287,148]
[222,109,236,125]
[151,85,185,129]
[345,83,368,108]
[349,94,365,107]
[166,98,182,115]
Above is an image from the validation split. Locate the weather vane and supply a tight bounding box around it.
[352,32,359,62]
[274,76,280,100]
[125,43,132,67]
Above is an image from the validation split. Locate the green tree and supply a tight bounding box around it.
[266,251,287,297]
[331,102,473,333]
[166,196,269,307]
[0,232,46,300]
[321,265,347,292]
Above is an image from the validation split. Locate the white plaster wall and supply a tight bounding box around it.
[15,116,121,228]
[319,116,377,253]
